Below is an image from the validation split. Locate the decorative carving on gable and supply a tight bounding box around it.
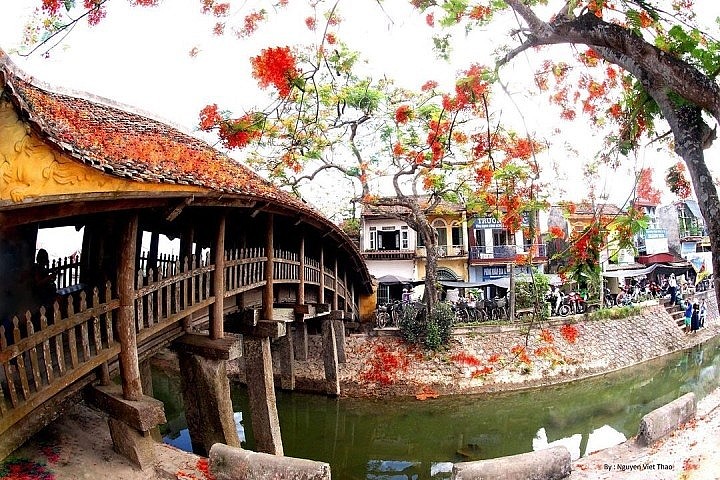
[0,98,203,203]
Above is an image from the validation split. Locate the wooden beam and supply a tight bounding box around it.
[117,213,143,401]
[165,196,194,222]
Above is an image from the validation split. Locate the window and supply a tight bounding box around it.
[493,229,511,246]
[451,222,463,247]
[369,227,376,250]
[475,229,486,247]
[401,226,409,249]
[433,219,448,247]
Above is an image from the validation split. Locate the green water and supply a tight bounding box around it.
[153,336,720,479]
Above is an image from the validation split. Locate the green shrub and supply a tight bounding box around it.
[399,301,454,351]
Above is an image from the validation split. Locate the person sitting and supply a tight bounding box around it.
[31,248,57,310]
[401,288,411,303]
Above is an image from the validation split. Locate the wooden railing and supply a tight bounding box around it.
[0,248,358,444]
[0,283,119,438]
[225,248,266,296]
[49,254,81,290]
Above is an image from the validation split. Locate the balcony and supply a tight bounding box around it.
[469,244,547,262]
[415,245,466,258]
[362,249,415,261]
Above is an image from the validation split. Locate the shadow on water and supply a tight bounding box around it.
[152,336,720,480]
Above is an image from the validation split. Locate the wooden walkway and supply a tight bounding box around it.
[0,248,358,458]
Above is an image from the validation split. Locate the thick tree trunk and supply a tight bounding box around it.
[665,105,720,309]
[418,221,440,311]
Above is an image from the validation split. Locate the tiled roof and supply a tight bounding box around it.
[1,56,299,206]
[361,195,465,217]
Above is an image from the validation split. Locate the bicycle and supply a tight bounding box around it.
[375,305,391,328]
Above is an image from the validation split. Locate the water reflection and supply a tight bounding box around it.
[152,338,720,480]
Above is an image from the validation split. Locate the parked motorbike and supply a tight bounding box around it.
[558,291,586,316]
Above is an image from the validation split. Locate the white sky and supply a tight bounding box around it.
[1,0,719,217]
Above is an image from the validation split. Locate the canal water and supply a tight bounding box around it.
[152,336,720,480]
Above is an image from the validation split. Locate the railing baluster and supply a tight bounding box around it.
[12,317,30,401]
[104,282,114,348]
[53,302,65,377]
[25,312,42,392]
[147,270,155,327]
[1,324,18,406]
[39,307,53,384]
[79,292,91,362]
[66,296,79,370]
[92,288,103,356]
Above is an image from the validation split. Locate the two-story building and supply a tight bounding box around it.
[466,211,547,285]
[359,198,470,304]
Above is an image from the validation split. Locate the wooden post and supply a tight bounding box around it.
[319,247,325,305]
[263,214,274,322]
[211,214,226,340]
[333,257,339,311]
[343,271,348,313]
[294,235,308,361]
[298,235,305,305]
[180,225,195,265]
[117,213,142,401]
[147,231,160,275]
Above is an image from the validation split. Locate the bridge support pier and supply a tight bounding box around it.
[321,310,346,396]
[292,304,309,361]
[278,326,295,390]
[172,333,243,457]
[85,384,166,470]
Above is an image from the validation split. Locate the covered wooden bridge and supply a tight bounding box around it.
[0,49,373,465]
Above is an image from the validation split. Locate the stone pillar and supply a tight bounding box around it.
[139,359,161,442]
[234,315,286,456]
[292,305,309,361]
[278,328,295,390]
[173,333,242,456]
[331,310,346,364]
[321,318,340,396]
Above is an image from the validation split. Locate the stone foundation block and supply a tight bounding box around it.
[107,416,156,470]
[637,392,696,446]
[452,446,571,480]
[209,443,331,480]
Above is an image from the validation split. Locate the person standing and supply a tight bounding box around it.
[700,299,707,328]
[668,273,678,305]
[684,298,693,333]
[691,303,700,333]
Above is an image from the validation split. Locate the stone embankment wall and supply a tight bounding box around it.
[282,291,720,397]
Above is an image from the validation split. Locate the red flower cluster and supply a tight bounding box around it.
[469,5,492,20]
[199,104,222,130]
[240,10,266,37]
[510,344,531,364]
[451,352,482,367]
[549,225,565,239]
[421,80,438,91]
[539,329,554,343]
[218,114,262,149]
[305,16,316,30]
[394,105,412,124]
[560,324,579,344]
[250,46,298,98]
[360,343,409,386]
